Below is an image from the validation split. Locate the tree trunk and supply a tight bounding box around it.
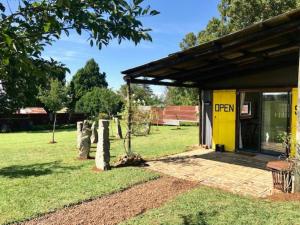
[52,113,57,143]
[127,80,132,156]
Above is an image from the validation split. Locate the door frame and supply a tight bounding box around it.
[236,88,292,155]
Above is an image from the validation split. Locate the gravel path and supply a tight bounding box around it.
[20,176,198,225]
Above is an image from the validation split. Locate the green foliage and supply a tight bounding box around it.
[68,59,108,111]
[165,87,198,106]
[180,0,300,49]
[38,79,67,113]
[123,100,153,136]
[179,32,197,50]
[118,83,162,106]
[0,58,67,114]
[98,113,110,120]
[38,79,67,142]
[75,87,122,117]
[0,0,159,113]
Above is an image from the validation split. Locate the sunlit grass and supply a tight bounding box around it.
[0,125,197,224]
[123,186,300,225]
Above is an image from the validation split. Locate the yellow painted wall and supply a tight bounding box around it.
[212,90,236,152]
[291,88,298,157]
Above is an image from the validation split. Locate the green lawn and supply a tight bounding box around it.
[0,125,197,225]
[122,186,300,225]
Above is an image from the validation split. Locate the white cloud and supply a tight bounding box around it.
[43,50,80,62]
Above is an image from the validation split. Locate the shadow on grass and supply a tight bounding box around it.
[26,128,76,134]
[0,161,82,178]
[181,211,215,225]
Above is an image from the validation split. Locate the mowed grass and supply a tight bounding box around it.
[123,186,300,225]
[0,125,198,225]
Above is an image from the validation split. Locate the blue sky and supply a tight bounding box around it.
[11,0,221,95]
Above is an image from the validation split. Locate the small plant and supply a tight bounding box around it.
[123,99,152,136]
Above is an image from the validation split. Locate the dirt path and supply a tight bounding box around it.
[20,177,198,225]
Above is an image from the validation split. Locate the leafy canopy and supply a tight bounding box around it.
[165,87,198,106]
[75,87,122,117]
[180,0,300,49]
[118,84,162,106]
[38,79,67,113]
[0,0,159,113]
[68,59,108,111]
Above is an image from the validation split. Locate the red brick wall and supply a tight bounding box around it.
[151,106,198,125]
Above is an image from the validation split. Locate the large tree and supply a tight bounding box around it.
[180,0,300,49]
[0,58,66,113]
[165,87,198,106]
[0,0,159,113]
[68,59,108,111]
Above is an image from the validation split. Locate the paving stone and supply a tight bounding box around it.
[147,149,274,198]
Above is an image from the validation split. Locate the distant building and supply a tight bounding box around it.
[17,107,47,114]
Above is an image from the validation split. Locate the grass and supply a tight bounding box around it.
[122,186,300,225]
[0,125,197,224]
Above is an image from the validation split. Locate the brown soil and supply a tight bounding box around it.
[267,192,300,202]
[20,177,198,225]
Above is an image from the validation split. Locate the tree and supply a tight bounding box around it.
[165,87,198,106]
[179,32,197,50]
[68,59,108,111]
[180,0,300,48]
[0,0,159,113]
[118,83,162,106]
[38,79,67,143]
[75,87,122,118]
[0,58,67,114]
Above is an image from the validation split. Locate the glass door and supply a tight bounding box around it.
[261,92,289,154]
[239,92,261,152]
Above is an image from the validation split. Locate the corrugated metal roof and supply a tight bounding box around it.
[122,8,300,88]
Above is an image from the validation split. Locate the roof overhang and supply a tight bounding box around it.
[122,9,300,88]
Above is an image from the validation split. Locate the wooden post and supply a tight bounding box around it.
[295,48,300,192]
[198,88,202,146]
[127,80,132,155]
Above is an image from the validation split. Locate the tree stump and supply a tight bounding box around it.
[95,120,111,170]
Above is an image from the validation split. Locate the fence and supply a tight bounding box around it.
[0,113,86,132]
[151,106,198,125]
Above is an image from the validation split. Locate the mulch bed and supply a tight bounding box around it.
[19,177,198,225]
[267,192,300,202]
